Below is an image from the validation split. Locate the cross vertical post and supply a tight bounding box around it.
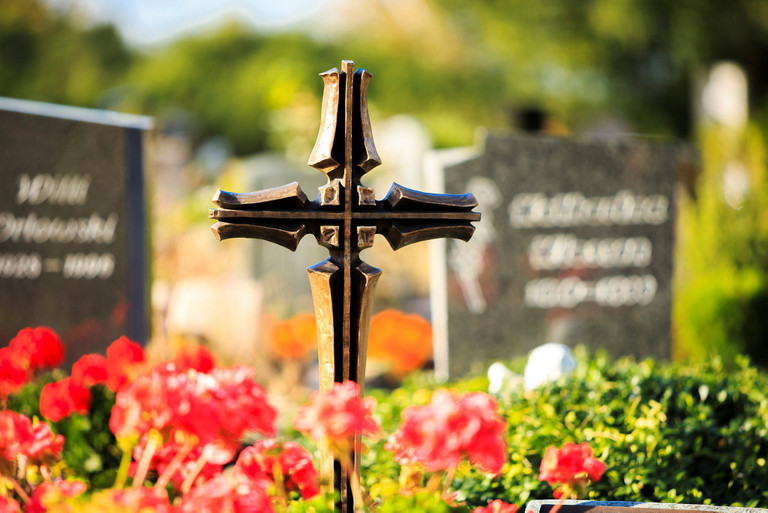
[209,60,481,512]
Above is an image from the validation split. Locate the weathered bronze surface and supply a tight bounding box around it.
[209,60,480,512]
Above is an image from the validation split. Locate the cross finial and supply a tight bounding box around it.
[209,60,480,512]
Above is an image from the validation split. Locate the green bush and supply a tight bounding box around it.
[363,350,768,508]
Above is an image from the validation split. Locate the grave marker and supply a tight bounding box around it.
[0,98,152,365]
[443,134,684,377]
[209,60,480,512]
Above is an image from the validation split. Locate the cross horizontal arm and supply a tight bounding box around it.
[208,208,480,222]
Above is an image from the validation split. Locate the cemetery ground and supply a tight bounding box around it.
[2,326,768,512]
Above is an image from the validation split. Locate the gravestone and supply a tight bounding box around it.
[0,98,153,365]
[443,133,685,377]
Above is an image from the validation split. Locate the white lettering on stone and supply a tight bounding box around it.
[17,174,91,206]
[524,274,657,308]
[0,212,118,244]
[528,234,652,270]
[509,190,669,228]
[0,253,43,279]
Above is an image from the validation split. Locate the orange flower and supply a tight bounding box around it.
[266,313,317,360]
[368,310,432,377]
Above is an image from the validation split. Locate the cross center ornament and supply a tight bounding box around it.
[209,60,480,511]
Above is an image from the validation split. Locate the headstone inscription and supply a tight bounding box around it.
[209,60,480,512]
[444,134,683,377]
[0,98,153,365]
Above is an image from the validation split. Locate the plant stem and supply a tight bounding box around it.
[549,490,569,513]
[441,463,458,501]
[9,477,31,505]
[155,441,195,492]
[180,451,209,495]
[132,432,161,489]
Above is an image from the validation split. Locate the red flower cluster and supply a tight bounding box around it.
[473,499,519,513]
[179,474,274,513]
[39,337,145,423]
[26,480,87,513]
[110,363,277,483]
[1,327,64,399]
[234,440,319,499]
[0,410,64,469]
[386,389,507,473]
[293,381,379,454]
[172,345,216,373]
[539,442,606,498]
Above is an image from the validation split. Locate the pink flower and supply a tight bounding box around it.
[21,418,65,466]
[539,442,606,498]
[0,411,63,466]
[474,500,519,513]
[0,410,32,462]
[385,389,507,473]
[0,496,21,513]
[110,364,276,472]
[293,381,380,455]
[235,440,319,499]
[107,488,176,513]
[179,474,273,513]
[131,434,223,489]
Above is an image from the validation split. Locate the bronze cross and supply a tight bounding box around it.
[209,60,480,511]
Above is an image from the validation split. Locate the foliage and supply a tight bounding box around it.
[675,123,768,366]
[429,349,767,507]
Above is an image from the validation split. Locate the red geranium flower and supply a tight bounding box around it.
[235,440,319,499]
[0,347,29,398]
[173,345,216,373]
[26,479,86,513]
[179,474,273,513]
[71,354,109,387]
[105,336,145,391]
[9,327,64,371]
[539,442,606,499]
[0,410,32,462]
[385,389,507,473]
[293,381,379,455]
[110,363,276,473]
[474,500,519,513]
[0,496,21,513]
[40,377,91,422]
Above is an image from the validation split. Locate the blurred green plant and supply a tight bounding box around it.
[361,349,768,508]
[675,123,768,366]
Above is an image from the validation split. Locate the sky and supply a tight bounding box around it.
[43,0,333,47]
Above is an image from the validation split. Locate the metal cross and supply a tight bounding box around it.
[209,60,480,511]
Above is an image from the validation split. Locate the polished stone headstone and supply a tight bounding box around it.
[444,134,685,376]
[0,98,152,365]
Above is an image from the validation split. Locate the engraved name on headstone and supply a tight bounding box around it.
[443,134,683,377]
[0,98,152,364]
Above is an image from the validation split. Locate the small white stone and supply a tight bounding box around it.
[487,361,516,394]
[524,343,576,390]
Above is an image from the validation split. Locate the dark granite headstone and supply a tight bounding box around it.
[0,98,152,365]
[444,134,685,376]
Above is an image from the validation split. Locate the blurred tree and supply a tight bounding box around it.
[0,0,132,107]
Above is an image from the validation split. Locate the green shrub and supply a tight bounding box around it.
[364,350,768,508]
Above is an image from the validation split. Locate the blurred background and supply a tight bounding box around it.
[2,0,767,386]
